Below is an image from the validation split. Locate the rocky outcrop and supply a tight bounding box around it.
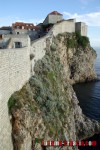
[8,32,100,150]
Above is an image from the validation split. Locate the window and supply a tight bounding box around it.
[17,26,19,29]
[0,35,2,40]
[14,42,22,48]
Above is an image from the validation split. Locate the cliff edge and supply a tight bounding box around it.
[8,32,100,150]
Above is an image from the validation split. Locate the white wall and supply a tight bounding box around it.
[75,22,87,36]
[48,15,63,24]
[0,47,30,150]
[52,20,75,36]
[4,35,30,48]
[43,14,63,25]
[81,23,87,36]
[31,36,47,74]
[13,29,28,35]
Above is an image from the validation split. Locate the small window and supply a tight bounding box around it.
[17,26,19,29]
[0,35,2,40]
[14,42,22,48]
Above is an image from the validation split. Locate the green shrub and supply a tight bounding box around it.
[79,36,89,48]
[34,138,43,144]
[67,38,76,48]
[8,93,23,114]
[50,44,56,51]
[29,104,38,113]
[75,32,89,48]
[75,31,81,39]
[8,97,16,114]
[47,71,56,82]
[57,34,62,41]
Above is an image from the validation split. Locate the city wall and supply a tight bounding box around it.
[52,20,75,36]
[0,47,30,150]
[0,20,76,150]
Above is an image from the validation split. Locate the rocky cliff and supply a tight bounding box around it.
[8,32,100,150]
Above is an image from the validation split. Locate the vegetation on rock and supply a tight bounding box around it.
[75,32,90,49]
[58,32,89,49]
[8,32,98,150]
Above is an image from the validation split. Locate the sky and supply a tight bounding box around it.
[0,0,100,48]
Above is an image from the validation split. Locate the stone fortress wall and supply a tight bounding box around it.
[75,22,87,36]
[30,19,75,74]
[0,47,31,150]
[43,14,63,25]
[0,19,86,150]
[52,19,75,36]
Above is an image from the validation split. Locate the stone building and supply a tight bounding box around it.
[0,26,12,48]
[75,22,87,36]
[43,11,63,25]
[4,34,30,49]
[0,26,12,35]
[12,22,38,31]
[12,22,40,40]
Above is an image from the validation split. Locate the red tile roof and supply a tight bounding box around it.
[49,11,62,16]
[12,22,39,30]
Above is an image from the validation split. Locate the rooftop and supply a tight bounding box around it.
[0,26,12,30]
[12,22,39,30]
[49,11,63,16]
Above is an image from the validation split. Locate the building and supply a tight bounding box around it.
[0,26,12,48]
[12,22,38,30]
[75,22,87,36]
[0,12,88,50]
[3,34,30,49]
[43,11,63,25]
[0,26,12,35]
[43,11,87,36]
[12,22,40,40]
[12,22,39,34]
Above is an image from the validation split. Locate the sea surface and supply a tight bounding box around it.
[73,47,100,149]
[74,47,100,121]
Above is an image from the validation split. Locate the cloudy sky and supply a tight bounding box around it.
[0,0,100,48]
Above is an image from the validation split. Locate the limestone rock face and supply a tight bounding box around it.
[8,33,100,150]
[55,33,97,83]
